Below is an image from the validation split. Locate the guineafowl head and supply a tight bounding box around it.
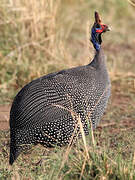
[91,11,110,51]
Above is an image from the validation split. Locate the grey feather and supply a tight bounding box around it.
[9,48,111,165]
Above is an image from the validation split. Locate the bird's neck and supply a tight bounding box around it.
[89,48,107,69]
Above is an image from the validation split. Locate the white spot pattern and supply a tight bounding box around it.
[9,49,111,165]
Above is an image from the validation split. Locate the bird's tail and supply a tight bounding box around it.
[9,143,21,165]
[9,128,35,165]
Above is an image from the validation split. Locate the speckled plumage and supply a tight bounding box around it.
[9,12,111,165]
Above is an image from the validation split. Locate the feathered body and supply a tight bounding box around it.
[9,11,111,165]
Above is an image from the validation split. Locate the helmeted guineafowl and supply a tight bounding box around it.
[9,11,111,165]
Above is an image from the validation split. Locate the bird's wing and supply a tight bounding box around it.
[10,68,87,128]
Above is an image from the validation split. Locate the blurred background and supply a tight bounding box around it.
[0,0,135,104]
[0,1,135,179]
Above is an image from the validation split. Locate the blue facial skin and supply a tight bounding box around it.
[91,26,102,51]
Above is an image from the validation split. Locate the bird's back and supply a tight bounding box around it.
[10,52,110,129]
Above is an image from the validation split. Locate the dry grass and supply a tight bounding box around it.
[1,0,134,104]
[0,0,135,179]
[0,78,134,179]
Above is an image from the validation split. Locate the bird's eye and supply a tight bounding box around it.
[96,24,101,28]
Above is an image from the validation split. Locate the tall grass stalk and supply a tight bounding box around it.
[0,0,69,103]
[0,0,135,179]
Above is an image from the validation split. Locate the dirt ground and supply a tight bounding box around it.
[0,105,10,130]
